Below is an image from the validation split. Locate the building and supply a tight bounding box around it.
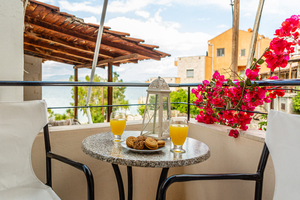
[175,55,211,83]
[207,28,271,78]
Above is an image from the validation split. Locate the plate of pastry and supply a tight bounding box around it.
[121,136,165,153]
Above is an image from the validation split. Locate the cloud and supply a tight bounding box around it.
[217,24,229,28]
[135,10,150,19]
[58,0,231,15]
[83,16,99,24]
[197,18,210,21]
[108,0,152,13]
[58,1,102,14]
[106,10,211,56]
[38,0,56,4]
[104,10,211,82]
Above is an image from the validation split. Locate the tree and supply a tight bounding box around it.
[292,92,300,114]
[170,89,199,116]
[137,89,199,116]
[69,72,129,123]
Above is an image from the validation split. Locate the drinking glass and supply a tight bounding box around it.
[110,112,126,142]
[169,118,189,153]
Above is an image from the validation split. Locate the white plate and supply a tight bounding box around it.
[121,141,165,153]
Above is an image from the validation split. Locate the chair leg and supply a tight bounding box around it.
[254,179,263,200]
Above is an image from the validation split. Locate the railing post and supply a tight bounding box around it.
[74,67,78,120]
[107,62,113,122]
[187,87,190,121]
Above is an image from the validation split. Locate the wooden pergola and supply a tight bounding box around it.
[24,0,170,121]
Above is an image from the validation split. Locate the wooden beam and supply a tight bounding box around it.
[24,32,114,59]
[107,62,113,122]
[25,19,163,60]
[24,45,85,64]
[231,0,240,79]
[25,23,125,58]
[24,43,91,64]
[75,53,139,68]
[24,41,94,62]
[24,50,80,65]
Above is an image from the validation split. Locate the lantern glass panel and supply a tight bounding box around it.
[141,94,160,136]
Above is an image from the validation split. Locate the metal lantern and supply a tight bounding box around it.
[140,77,171,139]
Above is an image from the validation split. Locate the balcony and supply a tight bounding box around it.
[3,79,297,200]
[31,119,274,200]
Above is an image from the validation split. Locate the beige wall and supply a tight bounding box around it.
[0,0,24,101]
[177,56,206,83]
[31,121,275,200]
[24,55,42,101]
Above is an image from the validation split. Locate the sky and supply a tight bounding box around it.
[40,0,300,83]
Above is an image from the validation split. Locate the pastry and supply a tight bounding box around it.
[137,135,147,141]
[145,138,158,150]
[132,139,145,150]
[157,140,165,148]
[126,136,137,148]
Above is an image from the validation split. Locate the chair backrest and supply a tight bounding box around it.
[0,100,48,191]
[265,110,300,200]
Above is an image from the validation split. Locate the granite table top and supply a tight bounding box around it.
[82,131,210,168]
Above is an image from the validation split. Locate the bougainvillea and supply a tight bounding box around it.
[192,15,300,138]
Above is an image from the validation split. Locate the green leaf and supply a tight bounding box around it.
[232,124,238,128]
[257,59,264,65]
[246,79,252,86]
[239,81,244,87]
[253,58,257,62]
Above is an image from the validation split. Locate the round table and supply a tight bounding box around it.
[82,131,210,200]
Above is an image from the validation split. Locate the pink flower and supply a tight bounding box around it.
[228,129,239,138]
[245,69,258,80]
[203,80,210,86]
[212,71,220,80]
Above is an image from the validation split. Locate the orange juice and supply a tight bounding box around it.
[110,119,126,135]
[169,124,188,145]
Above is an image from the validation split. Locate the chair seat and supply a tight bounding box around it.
[0,181,60,200]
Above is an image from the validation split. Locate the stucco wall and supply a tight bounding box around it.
[24,55,42,101]
[207,29,271,77]
[0,0,24,101]
[31,121,275,200]
[177,56,206,83]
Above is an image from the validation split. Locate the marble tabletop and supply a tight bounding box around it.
[82,131,210,168]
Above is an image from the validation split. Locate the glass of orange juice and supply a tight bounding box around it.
[169,118,188,153]
[110,112,126,142]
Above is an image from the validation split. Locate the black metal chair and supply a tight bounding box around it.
[158,110,300,200]
[44,124,95,200]
[0,100,94,200]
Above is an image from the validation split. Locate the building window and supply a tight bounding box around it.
[217,48,225,57]
[240,49,246,56]
[240,70,245,77]
[281,103,286,111]
[186,69,194,78]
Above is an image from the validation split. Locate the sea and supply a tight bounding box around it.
[42,86,147,123]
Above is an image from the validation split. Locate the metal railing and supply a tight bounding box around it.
[1,78,300,121]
